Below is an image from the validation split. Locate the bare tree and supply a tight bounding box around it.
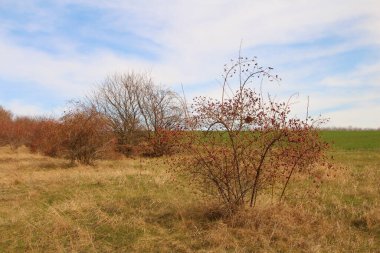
[138,83,183,132]
[90,73,145,155]
[89,72,184,156]
[137,83,184,156]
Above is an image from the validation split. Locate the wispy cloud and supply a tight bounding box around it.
[0,0,379,127]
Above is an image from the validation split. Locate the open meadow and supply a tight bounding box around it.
[1,1,380,252]
[0,131,379,252]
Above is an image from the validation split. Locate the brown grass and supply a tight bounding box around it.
[0,146,378,252]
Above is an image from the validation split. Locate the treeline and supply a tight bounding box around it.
[321,127,380,131]
[0,72,186,165]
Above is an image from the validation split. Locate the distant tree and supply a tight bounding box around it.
[89,73,146,155]
[136,82,184,156]
[137,83,183,133]
[89,72,184,156]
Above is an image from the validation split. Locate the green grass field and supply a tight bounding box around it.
[0,131,379,252]
[320,130,380,150]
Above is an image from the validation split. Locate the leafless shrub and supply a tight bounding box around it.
[59,104,115,165]
[174,56,328,212]
[0,107,44,149]
[0,106,13,146]
[28,118,62,157]
[0,106,63,154]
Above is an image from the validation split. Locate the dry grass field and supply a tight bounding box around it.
[0,143,379,252]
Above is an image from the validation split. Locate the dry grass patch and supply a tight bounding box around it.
[0,146,379,252]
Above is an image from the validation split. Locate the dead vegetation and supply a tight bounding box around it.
[0,146,378,252]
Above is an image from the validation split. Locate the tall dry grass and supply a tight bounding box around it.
[0,146,378,252]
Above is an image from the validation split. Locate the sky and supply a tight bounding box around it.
[0,0,379,128]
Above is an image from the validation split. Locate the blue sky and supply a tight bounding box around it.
[0,0,379,128]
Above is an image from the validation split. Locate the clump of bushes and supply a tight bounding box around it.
[0,105,118,165]
[0,73,185,164]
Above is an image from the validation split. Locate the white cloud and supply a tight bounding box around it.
[4,100,46,117]
[0,0,379,128]
[325,103,380,128]
[0,37,151,96]
[320,62,380,88]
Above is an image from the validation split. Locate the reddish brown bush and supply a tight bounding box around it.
[0,107,42,149]
[59,105,116,165]
[28,118,62,157]
[0,106,13,146]
[174,56,328,211]
[8,117,38,149]
[139,128,181,157]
